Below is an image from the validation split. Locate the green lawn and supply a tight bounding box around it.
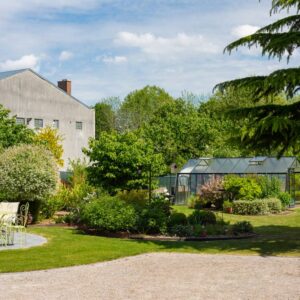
[0,207,299,273]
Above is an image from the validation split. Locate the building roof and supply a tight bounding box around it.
[180,157,298,174]
[0,68,92,110]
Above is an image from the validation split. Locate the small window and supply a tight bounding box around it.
[34,119,43,129]
[76,121,83,130]
[16,117,25,125]
[53,120,59,129]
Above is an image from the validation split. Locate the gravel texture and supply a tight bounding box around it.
[0,253,299,300]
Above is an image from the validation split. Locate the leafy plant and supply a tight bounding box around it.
[265,198,282,213]
[187,194,202,209]
[278,192,292,208]
[232,221,254,234]
[117,189,148,209]
[224,175,262,200]
[188,210,217,225]
[81,196,137,232]
[256,176,281,198]
[223,200,233,212]
[169,224,193,237]
[168,212,188,227]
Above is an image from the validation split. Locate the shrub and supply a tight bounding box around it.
[278,192,292,208]
[0,144,59,222]
[117,189,148,208]
[41,192,65,219]
[223,200,232,211]
[168,212,188,227]
[223,175,261,200]
[169,224,193,237]
[136,197,171,234]
[81,196,136,232]
[232,221,254,234]
[265,198,282,213]
[200,177,224,209]
[188,210,216,225]
[232,200,268,215]
[187,194,202,209]
[256,176,281,198]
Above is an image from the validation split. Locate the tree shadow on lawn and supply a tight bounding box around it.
[76,225,300,257]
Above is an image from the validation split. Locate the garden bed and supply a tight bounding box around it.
[129,233,257,242]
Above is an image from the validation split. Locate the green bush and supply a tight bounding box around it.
[265,198,282,213]
[223,175,261,200]
[187,194,202,209]
[81,196,136,232]
[168,212,188,227]
[278,192,292,208]
[232,221,254,234]
[232,199,268,215]
[117,189,148,208]
[169,224,193,237]
[223,200,232,211]
[0,144,59,222]
[136,197,171,234]
[256,176,281,198]
[188,210,216,225]
[41,193,65,219]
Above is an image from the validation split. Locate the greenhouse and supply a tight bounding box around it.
[175,156,300,205]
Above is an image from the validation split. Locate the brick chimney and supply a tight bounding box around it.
[58,79,71,95]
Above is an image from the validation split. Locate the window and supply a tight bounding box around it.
[76,121,83,130]
[53,120,59,129]
[34,119,43,129]
[16,117,25,125]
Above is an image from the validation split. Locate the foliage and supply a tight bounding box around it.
[34,126,64,167]
[169,224,193,237]
[81,196,137,232]
[278,192,292,208]
[265,198,282,213]
[0,104,34,149]
[256,176,281,198]
[41,189,65,219]
[232,198,282,215]
[84,131,165,193]
[200,177,224,208]
[223,175,262,200]
[136,197,171,234]
[232,221,254,234]
[168,212,188,227]
[0,144,58,202]
[94,101,116,138]
[214,0,300,155]
[187,194,202,209]
[117,189,149,208]
[118,86,174,131]
[223,200,233,211]
[187,210,217,225]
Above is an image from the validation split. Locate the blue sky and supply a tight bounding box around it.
[0,0,297,105]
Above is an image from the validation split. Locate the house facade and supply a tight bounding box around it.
[0,69,95,171]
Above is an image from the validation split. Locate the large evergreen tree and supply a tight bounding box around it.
[214,0,300,155]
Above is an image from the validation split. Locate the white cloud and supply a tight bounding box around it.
[115,32,219,56]
[101,55,128,64]
[231,25,260,38]
[59,51,73,61]
[0,54,39,71]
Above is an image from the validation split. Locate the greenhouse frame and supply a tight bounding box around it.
[174,156,300,205]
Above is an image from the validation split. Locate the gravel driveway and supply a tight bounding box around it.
[0,253,299,300]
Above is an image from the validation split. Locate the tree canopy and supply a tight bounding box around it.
[214,0,300,155]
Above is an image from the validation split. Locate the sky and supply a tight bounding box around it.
[0,0,298,105]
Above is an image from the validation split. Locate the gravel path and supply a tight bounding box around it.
[0,253,299,300]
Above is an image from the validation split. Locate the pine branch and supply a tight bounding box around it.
[214,67,300,100]
[224,32,300,61]
[258,15,300,33]
[270,0,300,14]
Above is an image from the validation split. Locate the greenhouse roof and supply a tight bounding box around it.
[180,157,298,174]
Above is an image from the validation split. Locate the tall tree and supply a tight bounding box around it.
[118,86,174,131]
[214,0,300,155]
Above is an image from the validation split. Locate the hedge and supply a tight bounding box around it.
[232,198,282,215]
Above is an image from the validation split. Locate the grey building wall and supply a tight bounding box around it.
[0,69,95,171]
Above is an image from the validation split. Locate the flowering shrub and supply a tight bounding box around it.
[0,144,58,202]
[200,177,224,208]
